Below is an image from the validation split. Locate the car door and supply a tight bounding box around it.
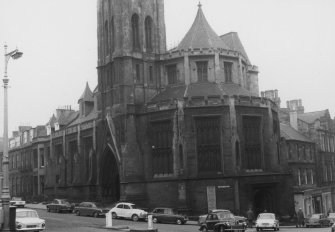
[83,203,90,216]
[164,208,174,223]
[77,202,85,215]
[115,204,124,217]
[207,213,220,230]
[123,204,132,218]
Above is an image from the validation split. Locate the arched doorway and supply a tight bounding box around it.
[100,146,120,203]
[254,189,274,216]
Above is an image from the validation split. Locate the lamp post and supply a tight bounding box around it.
[2,44,22,231]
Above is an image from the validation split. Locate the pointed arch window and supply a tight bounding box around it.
[104,20,109,56]
[145,16,153,51]
[110,17,115,53]
[131,14,140,51]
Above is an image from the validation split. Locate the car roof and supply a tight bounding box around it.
[259,213,275,216]
[211,209,231,213]
[117,202,134,205]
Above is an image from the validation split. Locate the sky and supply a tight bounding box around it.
[0,0,335,135]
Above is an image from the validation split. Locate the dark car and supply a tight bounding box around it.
[74,202,110,217]
[305,213,331,227]
[199,210,246,232]
[46,199,73,213]
[150,207,188,225]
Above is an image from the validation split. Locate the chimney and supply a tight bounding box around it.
[289,110,298,130]
[287,100,299,130]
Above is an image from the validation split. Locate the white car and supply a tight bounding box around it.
[10,197,25,208]
[255,213,279,231]
[109,202,147,221]
[16,208,46,231]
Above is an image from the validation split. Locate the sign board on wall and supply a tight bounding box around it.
[207,186,216,211]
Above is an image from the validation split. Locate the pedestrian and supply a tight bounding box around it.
[297,208,304,228]
[246,208,254,228]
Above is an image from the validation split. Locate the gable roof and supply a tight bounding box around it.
[177,4,229,51]
[220,32,250,64]
[298,110,328,124]
[280,123,313,143]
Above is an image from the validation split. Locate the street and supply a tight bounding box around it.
[29,207,333,232]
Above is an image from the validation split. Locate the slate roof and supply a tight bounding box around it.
[298,110,328,124]
[177,4,229,51]
[55,110,78,126]
[220,32,250,64]
[79,82,94,103]
[68,110,97,126]
[150,85,186,102]
[220,83,253,96]
[149,82,253,103]
[280,123,313,143]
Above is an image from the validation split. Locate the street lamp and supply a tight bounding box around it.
[2,44,22,231]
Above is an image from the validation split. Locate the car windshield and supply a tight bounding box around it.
[217,212,234,219]
[311,214,321,219]
[59,200,69,204]
[16,211,38,218]
[258,214,275,219]
[12,197,22,201]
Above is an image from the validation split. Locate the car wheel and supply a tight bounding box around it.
[176,219,182,225]
[76,210,80,216]
[152,217,158,223]
[132,214,139,222]
[112,212,117,219]
[93,212,99,218]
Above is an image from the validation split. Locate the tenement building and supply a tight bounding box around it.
[96,0,294,216]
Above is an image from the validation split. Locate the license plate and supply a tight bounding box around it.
[27,225,37,228]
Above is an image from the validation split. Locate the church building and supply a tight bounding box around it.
[96,0,294,216]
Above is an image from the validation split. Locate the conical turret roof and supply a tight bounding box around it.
[177,3,229,50]
[220,32,251,64]
[78,82,94,103]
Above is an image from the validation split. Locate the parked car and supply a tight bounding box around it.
[10,197,25,208]
[255,213,279,231]
[109,202,147,221]
[198,209,227,225]
[332,221,335,232]
[46,199,73,213]
[234,215,248,229]
[74,202,110,217]
[150,207,188,225]
[328,213,335,225]
[305,213,331,227]
[198,210,246,232]
[16,208,46,231]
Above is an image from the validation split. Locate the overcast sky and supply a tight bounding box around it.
[0,0,335,135]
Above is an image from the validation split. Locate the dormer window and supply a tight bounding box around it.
[167,64,177,84]
[196,61,208,82]
[55,123,60,131]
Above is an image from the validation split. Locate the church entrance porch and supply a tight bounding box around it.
[100,146,120,203]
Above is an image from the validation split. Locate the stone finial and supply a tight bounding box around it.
[198,1,202,8]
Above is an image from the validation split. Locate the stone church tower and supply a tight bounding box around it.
[96,0,167,202]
